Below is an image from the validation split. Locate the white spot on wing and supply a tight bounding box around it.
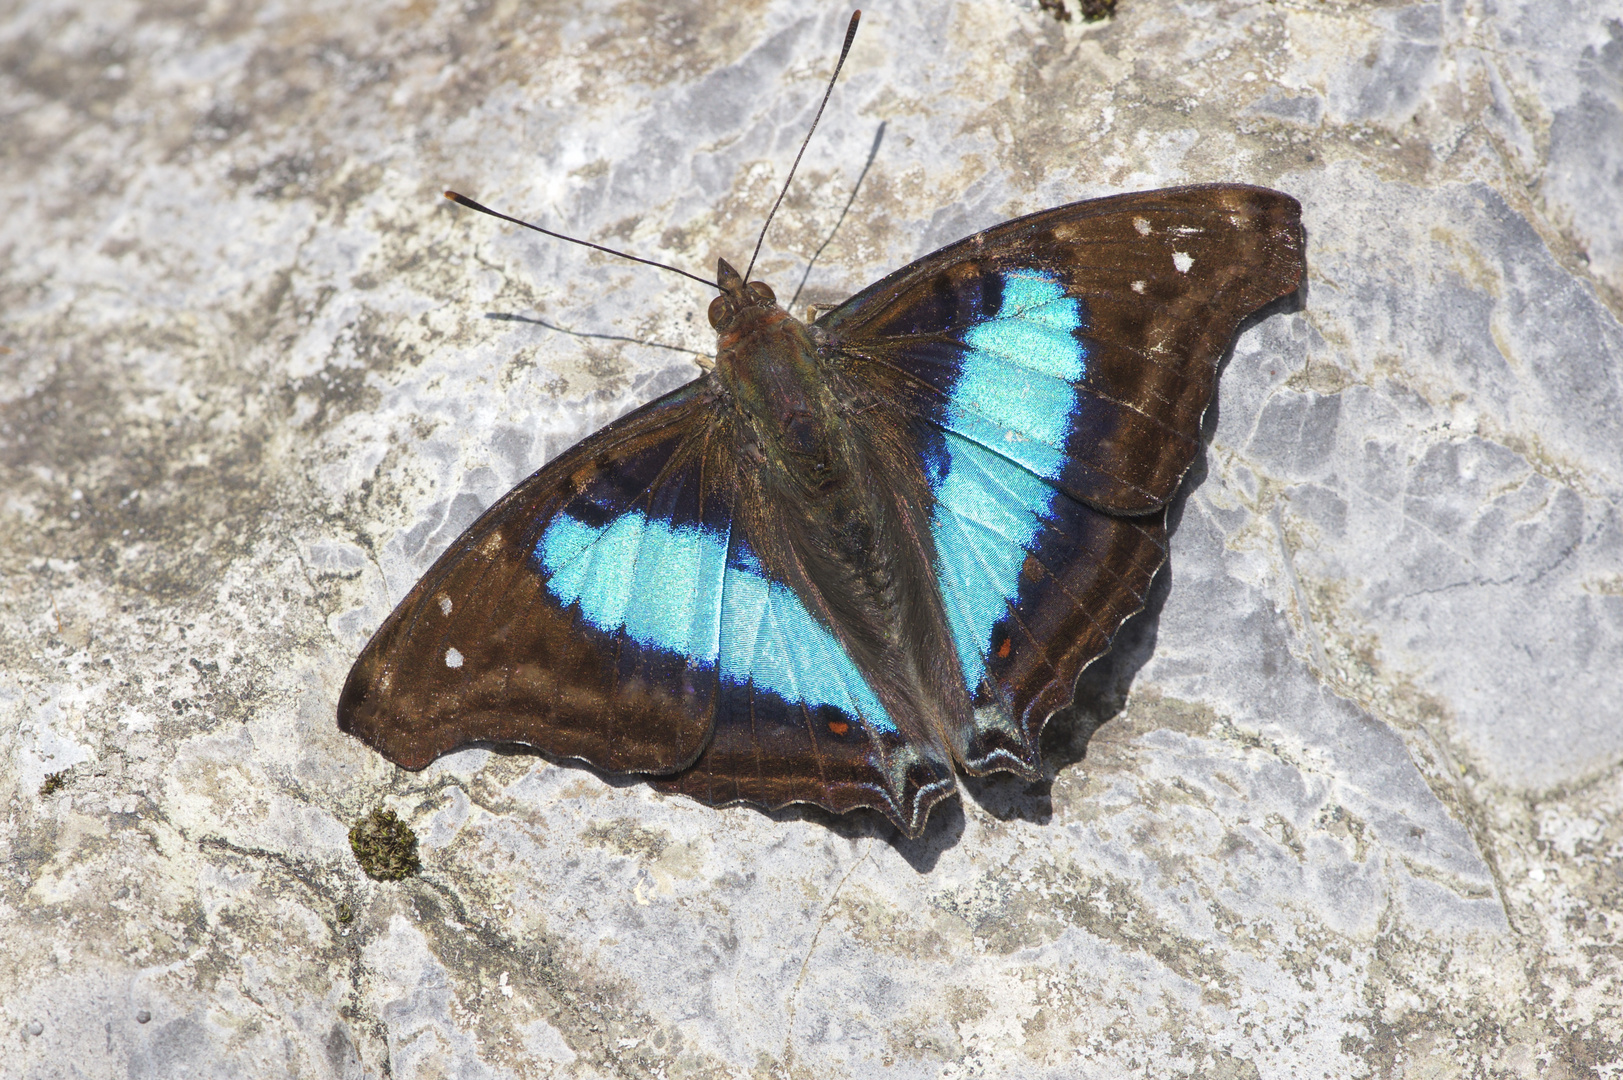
[1131,280,1147,293]
[1133,217,1151,236]
[437,594,453,616]
[445,647,463,668]
[1173,251,1194,273]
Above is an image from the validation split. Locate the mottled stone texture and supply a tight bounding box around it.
[2,0,1620,1076]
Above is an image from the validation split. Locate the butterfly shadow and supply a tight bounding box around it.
[756,799,968,873]
[956,556,1173,835]
[457,743,967,872]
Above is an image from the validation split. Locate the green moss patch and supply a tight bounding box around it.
[349,807,421,881]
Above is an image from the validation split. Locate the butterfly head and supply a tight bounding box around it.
[708,257,783,336]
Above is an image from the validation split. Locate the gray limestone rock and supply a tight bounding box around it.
[3,0,1620,1076]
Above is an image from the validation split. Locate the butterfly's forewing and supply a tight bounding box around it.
[338,383,732,774]
[822,183,1305,774]
[823,184,1306,512]
[341,379,956,832]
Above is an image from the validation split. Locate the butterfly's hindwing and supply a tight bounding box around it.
[654,521,957,835]
[922,423,1169,768]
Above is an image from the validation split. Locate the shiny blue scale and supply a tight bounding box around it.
[937,270,1088,483]
[537,511,896,734]
[931,270,1086,692]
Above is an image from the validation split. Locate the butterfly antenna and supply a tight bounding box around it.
[443,191,719,290]
[743,9,862,284]
[787,119,884,315]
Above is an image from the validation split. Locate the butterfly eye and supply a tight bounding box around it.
[747,281,776,304]
[708,295,735,328]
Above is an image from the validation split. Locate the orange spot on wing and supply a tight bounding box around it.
[827,720,849,736]
[996,637,1012,658]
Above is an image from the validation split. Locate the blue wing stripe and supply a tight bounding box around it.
[538,512,721,663]
[964,317,1085,380]
[954,438,1148,611]
[931,268,1088,484]
[720,560,895,734]
[545,512,642,631]
[689,517,731,663]
[930,431,1052,691]
[933,429,1144,699]
[720,563,770,688]
[624,514,698,653]
[945,347,1079,453]
[932,506,1009,691]
[995,271,1084,326]
[538,509,894,735]
[940,436,1053,542]
[967,270,1086,374]
[935,406,1070,484]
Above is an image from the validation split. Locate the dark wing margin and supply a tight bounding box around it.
[338,379,730,775]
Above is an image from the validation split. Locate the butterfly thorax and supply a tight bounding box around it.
[709,259,848,496]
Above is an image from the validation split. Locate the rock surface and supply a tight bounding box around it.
[3,0,1621,1076]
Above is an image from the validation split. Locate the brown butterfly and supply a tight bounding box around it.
[339,12,1306,837]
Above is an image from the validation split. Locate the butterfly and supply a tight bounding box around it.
[336,18,1306,839]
